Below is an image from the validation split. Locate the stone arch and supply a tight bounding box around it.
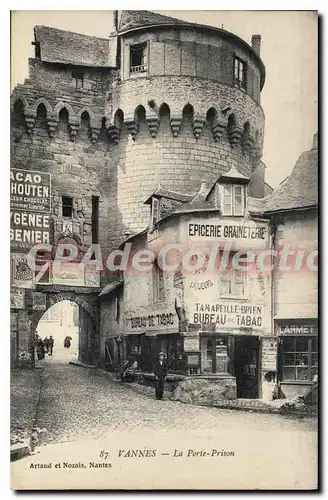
[30,292,97,333]
[134,104,146,124]
[159,102,170,119]
[206,107,218,123]
[54,101,76,120]
[31,97,53,115]
[11,94,29,112]
[78,106,94,120]
[114,108,124,130]
[227,113,237,131]
[11,98,26,128]
[58,107,70,133]
[80,110,91,137]
[182,103,194,119]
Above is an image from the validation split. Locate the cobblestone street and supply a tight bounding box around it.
[12,356,318,490]
[35,357,317,445]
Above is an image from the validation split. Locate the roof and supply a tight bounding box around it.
[117,10,265,89]
[219,165,250,183]
[34,26,109,67]
[144,186,195,204]
[98,280,123,298]
[264,182,274,197]
[264,133,318,213]
[118,10,192,32]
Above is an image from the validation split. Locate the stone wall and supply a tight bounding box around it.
[274,210,318,319]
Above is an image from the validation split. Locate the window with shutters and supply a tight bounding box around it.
[221,184,245,216]
[153,263,165,303]
[220,253,246,298]
[234,56,247,91]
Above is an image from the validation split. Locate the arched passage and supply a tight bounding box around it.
[30,292,99,366]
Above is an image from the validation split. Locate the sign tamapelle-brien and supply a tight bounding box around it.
[10,9,318,492]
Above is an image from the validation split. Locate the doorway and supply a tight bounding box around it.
[234,336,259,399]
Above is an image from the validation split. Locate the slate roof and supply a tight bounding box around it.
[118,10,193,32]
[264,133,318,213]
[144,186,195,204]
[34,26,109,67]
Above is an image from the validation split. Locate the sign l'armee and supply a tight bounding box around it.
[10,169,51,248]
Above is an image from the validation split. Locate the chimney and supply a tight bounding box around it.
[251,35,261,56]
[112,10,118,32]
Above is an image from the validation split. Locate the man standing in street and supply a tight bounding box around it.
[48,336,54,356]
[153,352,168,400]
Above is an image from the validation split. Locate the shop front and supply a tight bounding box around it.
[277,319,318,399]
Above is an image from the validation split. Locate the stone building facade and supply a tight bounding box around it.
[10,10,317,401]
[264,133,318,399]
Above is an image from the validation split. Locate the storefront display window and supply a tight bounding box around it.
[281,336,318,382]
[201,337,233,374]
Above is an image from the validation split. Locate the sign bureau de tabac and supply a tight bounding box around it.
[10,169,51,248]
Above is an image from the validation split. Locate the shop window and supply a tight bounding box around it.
[234,56,247,91]
[130,43,147,74]
[201,337,233,375]
[220,254,246,298]
[221,184,245,216]
[153,263,165,303]
[72,71,84,89]
[281,337,318,382]
[151,197,160,227]
[62,196,73,218]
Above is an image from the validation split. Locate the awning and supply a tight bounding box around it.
[122,331,145,336]
[98,280,123,297]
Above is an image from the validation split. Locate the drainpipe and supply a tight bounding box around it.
[270,219,279,391]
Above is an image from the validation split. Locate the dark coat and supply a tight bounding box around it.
[153,359,168,379]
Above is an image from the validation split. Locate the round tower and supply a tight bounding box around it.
[106,10,266,241]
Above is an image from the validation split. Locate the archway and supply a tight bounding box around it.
[31,294,98,366]
[36,300,79,361]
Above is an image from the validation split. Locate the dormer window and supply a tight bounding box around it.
[151,197,160,227]
[221,184,245,216]
[130,43,147,74]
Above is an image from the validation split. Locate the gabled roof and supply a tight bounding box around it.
[34,26,109,67]
[219,165,250,183]
[144,186,195,205]
[118,10,193,32]
[264,133,318,213]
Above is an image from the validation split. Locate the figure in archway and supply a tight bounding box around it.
[48,335,54,356]
[36,337,45,360]
[64,335,72,349]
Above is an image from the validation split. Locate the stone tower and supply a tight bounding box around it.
[106,10,266,242]
[11,10,266,252]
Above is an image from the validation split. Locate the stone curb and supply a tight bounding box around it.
[10,367,44,462]
[68,360,97,369]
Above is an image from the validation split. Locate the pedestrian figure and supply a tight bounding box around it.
[43,337,49,353]
[48,335,54,356]
[64,336,72,348]
[36,338,45,360]
[153,352,168,400]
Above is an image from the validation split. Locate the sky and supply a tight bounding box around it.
[10,10,318,188]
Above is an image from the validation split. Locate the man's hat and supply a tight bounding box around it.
[158,352,164,356]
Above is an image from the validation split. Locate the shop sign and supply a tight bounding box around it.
[52,262,85,286]
[187,218,269,249]
[184,337,200,352]
[10,312,18,330]
[186,353,200,367]
[191,302,264,330]
[261,338,277,371]
[11,169,51,213]
[10,210,51,248]
[278,323,318,336]
[125,310,179,333]
[32,292,46,311]
[10,288,25,309]
[11,255,34,288]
